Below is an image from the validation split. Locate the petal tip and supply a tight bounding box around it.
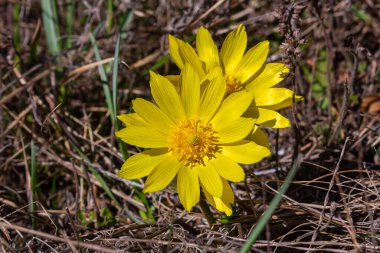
[143,186,154,193]
[282,65,290,73]
[149,70,156,78]
[295,95,304,101]
[114,129,123,138]
[168,34,179,44]
[264,148,272,157]
[224,208,233,216]
[116,114,125,121]
[237,23,245,31]
[116,170,124,178]
[184,204,193,212]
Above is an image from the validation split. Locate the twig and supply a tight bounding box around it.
[327,44,357,146]
[327,81,349,146]
[71,160,79,224]
[308,137,350,252]
[333,174,361,252]
[76,156,143,188]
[187,0,226,30]
[83,164,101,216]
[0,69,51,106]
[65,208,80,242]
[0,221,120,253]
[68,57,114,77]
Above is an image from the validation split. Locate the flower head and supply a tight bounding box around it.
[168,24,302,129]
[116,64,270,214]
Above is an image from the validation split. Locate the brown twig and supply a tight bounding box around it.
[83,164,101,217]
[0,221,120,253]
[65,207,80,243]
[308,138,351,251]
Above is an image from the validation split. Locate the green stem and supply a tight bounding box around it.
[199,195,215,226]
[239,155,302,253]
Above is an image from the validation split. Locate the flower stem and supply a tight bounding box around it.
[199,195,215,226]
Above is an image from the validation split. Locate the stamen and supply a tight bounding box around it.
[168,119,219,167]
[225,74,242,95]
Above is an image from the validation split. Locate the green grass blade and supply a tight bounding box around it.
[239,156,302,253]
[120,10,134,38]
[41,0,61,56]
[93,22,104,37]
[111,34,129,159]
[80,22,103,52]
[13,2,21,69]
[73,145,121,207]
[107,0,113,32]
[89,32,115,121]
[110,32,149,221]
[89,33,108,82]
[88,166,121,207]
[65,0,74,49]
[112,34,120,122]
[30,140,37,230]
[142,55,170,75]
[41,0,65,103]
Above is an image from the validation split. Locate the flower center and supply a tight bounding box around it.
[168,119,219,167]
[225,74,242,95]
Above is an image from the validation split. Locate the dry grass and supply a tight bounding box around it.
[1,0,379,252]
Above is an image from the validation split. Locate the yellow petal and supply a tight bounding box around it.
[203,178,234,216]
[216,117,254,144]
[115,126,167,148]
[252,88,295,107]
[150,71,186,121]
[203,185,216,206]
[245,63,289,90]
[168,35,186,69]
[242,105,258,119]
[222,140,271,164]
[180,64,200,118]
[247,126,270,148]
[200,66,223,85]
[256,108,290,128]
[220,24,247,75]
[177,166,200,211]
[211,91,253,126]
[132,98,174,134]
[196,26,220,72]
[260,95,303,110]
[221,178,234,204]
[165,75,180,87]
[143,156,180,192]
[209,153,245,182]
[233,40,269,84]
[244,107,290,129]
[179,43,205,78]
[198,75,225,122]
[117,113,148,127]
[118,148,168,179]
[199,67,223,96]
[198,163,223,197]
[214,198,233,216]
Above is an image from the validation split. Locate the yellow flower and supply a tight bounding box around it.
[116,64,270,214]
[168,24,302,129]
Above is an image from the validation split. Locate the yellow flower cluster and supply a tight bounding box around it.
[116,24,301,216]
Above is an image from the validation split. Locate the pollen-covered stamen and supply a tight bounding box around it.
[225,74,242,95]
[168,119,219,167]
